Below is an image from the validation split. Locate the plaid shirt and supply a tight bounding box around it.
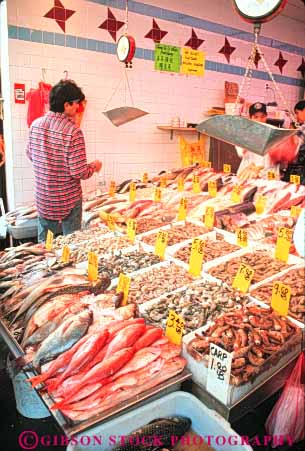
[27,111,94,220]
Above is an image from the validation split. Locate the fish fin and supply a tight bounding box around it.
[27,374,47,388]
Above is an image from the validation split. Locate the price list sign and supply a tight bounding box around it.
[117,273,131,306]
[290,174,300,185]
[154,230,168,260]
[232,263,254,293]
[178,198,188,221]
[255,195,266,215]
[231,185,241,204]
[177,176,184,192]
[61,245,70,263]
[160,176,167,188]
[189,238,205,277]
[142,172,149,183]
[109,180,116,197]
[267,170,276,181]
[129,182,136,202]
[45,230,54,251]
[236,228,248,248]
[275,227,292,263]
[107,214,116,231]
[208,180,217,197]
[204,206,215,229]
[155,44,181,73]
[127,219,137,243]
[154,187,162,202]
[192,175,201,193]
[291,206,301,218]
[165,310,185,345]
[88,251,98,282]
[207,343,233,404]
[223,164,231,174]
[271,281,291,316]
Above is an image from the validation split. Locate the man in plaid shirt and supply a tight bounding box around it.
[27,80,102,241]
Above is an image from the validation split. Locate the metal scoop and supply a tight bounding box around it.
[103,106,148,127]
[196,115,297,156]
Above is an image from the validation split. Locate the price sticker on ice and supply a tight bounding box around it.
[45,230,53,251]
[231,185,241,204]
[232,263,254,293]
[177,176,184,192]
[204,206,215,229]
[208,180,217,197]
[223,164,231,174]
[207,343,232,404]
[165,310,185,346]
[117,273,131,306]
[236,228,248,248]
[154,187,162,202]
[291,206,302,218]
[178,198,187,221]
[255,195,266,215]
[129,182,136,202]
[290,174,300,185]
[154,230,168,260]
[127,219,137,243]
[160,176,167,188]
[61,245,70,263]
[275,227,292,263]
[87,251,98,282]
[109,180,116,197]
[271,281,291,317]
[189,238,205,277]
[267,170,276,181]
[142,172,149,183]
[107,214,116,231]
[192,175,201,193]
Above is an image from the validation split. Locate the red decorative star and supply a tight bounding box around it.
[219,37,236,63]
[44,0,75,33]
[254,49,261,69]
[297,57,305,78]
[98,8,124,42]
[274,51,288,74]
[145,19,168,43]
[185,28,204,50]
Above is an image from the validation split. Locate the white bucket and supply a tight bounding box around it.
[7,357,50,419]
[225,102,242,115]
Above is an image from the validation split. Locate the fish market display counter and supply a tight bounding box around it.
[0,165,304,444]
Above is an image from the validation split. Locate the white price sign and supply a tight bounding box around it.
[206,343,232,404]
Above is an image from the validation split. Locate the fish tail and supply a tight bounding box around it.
[45,378,61,392]
[27,374,48,387]
[50,399,69,410]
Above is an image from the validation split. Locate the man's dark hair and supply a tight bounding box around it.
[49,80,85,113]
[294,100,305,112]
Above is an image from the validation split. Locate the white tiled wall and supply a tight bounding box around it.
[2,0,305,209]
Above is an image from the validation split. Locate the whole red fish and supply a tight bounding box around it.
[104,324,146,358]
[134,328,163,351]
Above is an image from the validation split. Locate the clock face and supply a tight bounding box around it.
[233,0,287,22]
[117,36,130,62]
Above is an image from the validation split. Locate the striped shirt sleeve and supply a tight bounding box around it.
[26,128,33,161]
[68,128,94,180]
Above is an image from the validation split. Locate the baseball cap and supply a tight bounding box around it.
[249,102,267,117]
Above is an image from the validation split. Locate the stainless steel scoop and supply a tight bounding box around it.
[103,106,148,127]
[196,115,297,156]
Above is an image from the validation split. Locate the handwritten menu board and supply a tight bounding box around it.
[181,48,205,76]
[155,44,180,73]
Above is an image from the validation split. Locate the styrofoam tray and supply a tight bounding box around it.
[67,392,253,451]
[182,302,303,406]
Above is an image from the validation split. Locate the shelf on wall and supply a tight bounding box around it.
[157,125,202,140]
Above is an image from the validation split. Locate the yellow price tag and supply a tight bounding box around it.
[204,206,215,229]
[201,161,212,168]
[154,230,168,260]
[154,187,162,202]
[275,227,292,263]
[192,175,201,193]
[160,176,167,188]
[109,180,116,197]
[88,251,98,282]
[290,174,300,185]
[208,180,217,197]
[271,281,291,316]
[61,245,70,263]
[255,195,266,215]
[223,164,231,174]
[107,214,116,231]
[178,198,187,221]
[232,263,254,293]
[129,182,136,202]
[177,176,184,192]
[165,310,185,345]
[231,185,241,204]
[236,228,248,247]
[117,273,131,306]
[189,238,205,277]
[267,170,276,181]
[291,206,302,218]
[127,219,137,243]
[45,230,54,251]
[142,172,149,183]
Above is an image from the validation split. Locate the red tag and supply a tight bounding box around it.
[14,83,25,104]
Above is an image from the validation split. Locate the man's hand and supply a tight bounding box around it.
[92,160,102,172]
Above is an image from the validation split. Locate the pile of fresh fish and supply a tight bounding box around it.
[28,319,186,422]
[98,250,162,279]
[4,205,37,225]
[52,227,110,250]
[141,280,249,334]
[187,305,301,385]
[208,249,292,285]
[141,222,208,247]
[69,236,133,264]
[127,264,195,304]
[251,267,305,321]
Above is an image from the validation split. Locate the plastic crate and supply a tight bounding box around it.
[67,391,252,451]
[7,218,38,239]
